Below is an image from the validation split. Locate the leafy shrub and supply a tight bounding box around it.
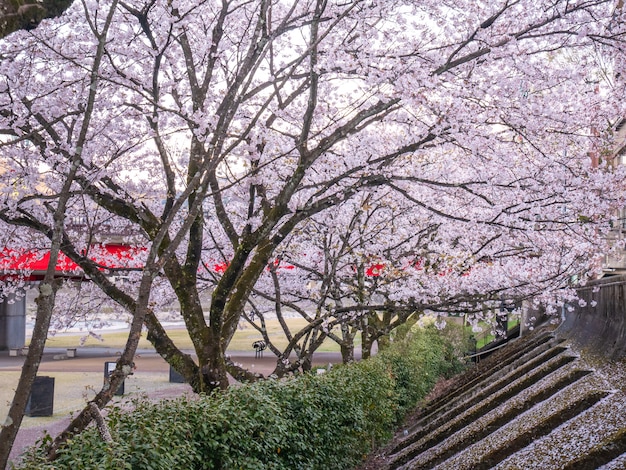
[16,325,465,470]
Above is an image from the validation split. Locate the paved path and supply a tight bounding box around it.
[1,347,343,467]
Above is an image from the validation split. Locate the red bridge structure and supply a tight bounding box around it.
[0,244,144,350]
[0,243,290,350]
[0,242,369,350]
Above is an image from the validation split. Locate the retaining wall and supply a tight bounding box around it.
[557,274,626,360]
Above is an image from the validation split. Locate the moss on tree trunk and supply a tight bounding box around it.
[0,0,74,37]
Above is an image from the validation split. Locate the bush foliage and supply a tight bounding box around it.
[17,325,465,470]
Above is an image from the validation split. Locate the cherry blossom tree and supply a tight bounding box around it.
[0,1,120,465]
[0,0,625,460]
[249,153,626,376]
[246,191,432,374]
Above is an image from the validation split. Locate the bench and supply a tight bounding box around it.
[7,347,29,356]
[252,340,266,358]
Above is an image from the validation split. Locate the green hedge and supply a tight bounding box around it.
[17,325,465,470]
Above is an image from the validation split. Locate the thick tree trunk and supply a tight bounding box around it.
[340,342,355,363]
[0,0,74,38]
[271,359,297,378]
[361,330,375,360]
[0,281,60,469]
[201,347,230,391]
[303,357,313,373]
[361,314,381,360]
[338,321,356,363]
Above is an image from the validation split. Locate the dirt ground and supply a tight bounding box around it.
[1,348,341,467]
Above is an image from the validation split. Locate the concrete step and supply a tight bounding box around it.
[369,320,626,470]
[388,339,573,458]
[417,329,558,420]
[409,338,569,435]
[562,427,626,470]
[385,350,586,468]
[598,451,626,470]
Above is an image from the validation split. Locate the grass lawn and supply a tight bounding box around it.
[40,318,352,353]
[40,316,516,354]
[471,318,521,349]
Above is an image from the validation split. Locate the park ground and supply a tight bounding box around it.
[1,320,348,466]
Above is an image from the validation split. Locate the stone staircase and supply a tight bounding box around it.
[371,326,626,469]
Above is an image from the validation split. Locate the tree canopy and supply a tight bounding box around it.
[1,0,625,462]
